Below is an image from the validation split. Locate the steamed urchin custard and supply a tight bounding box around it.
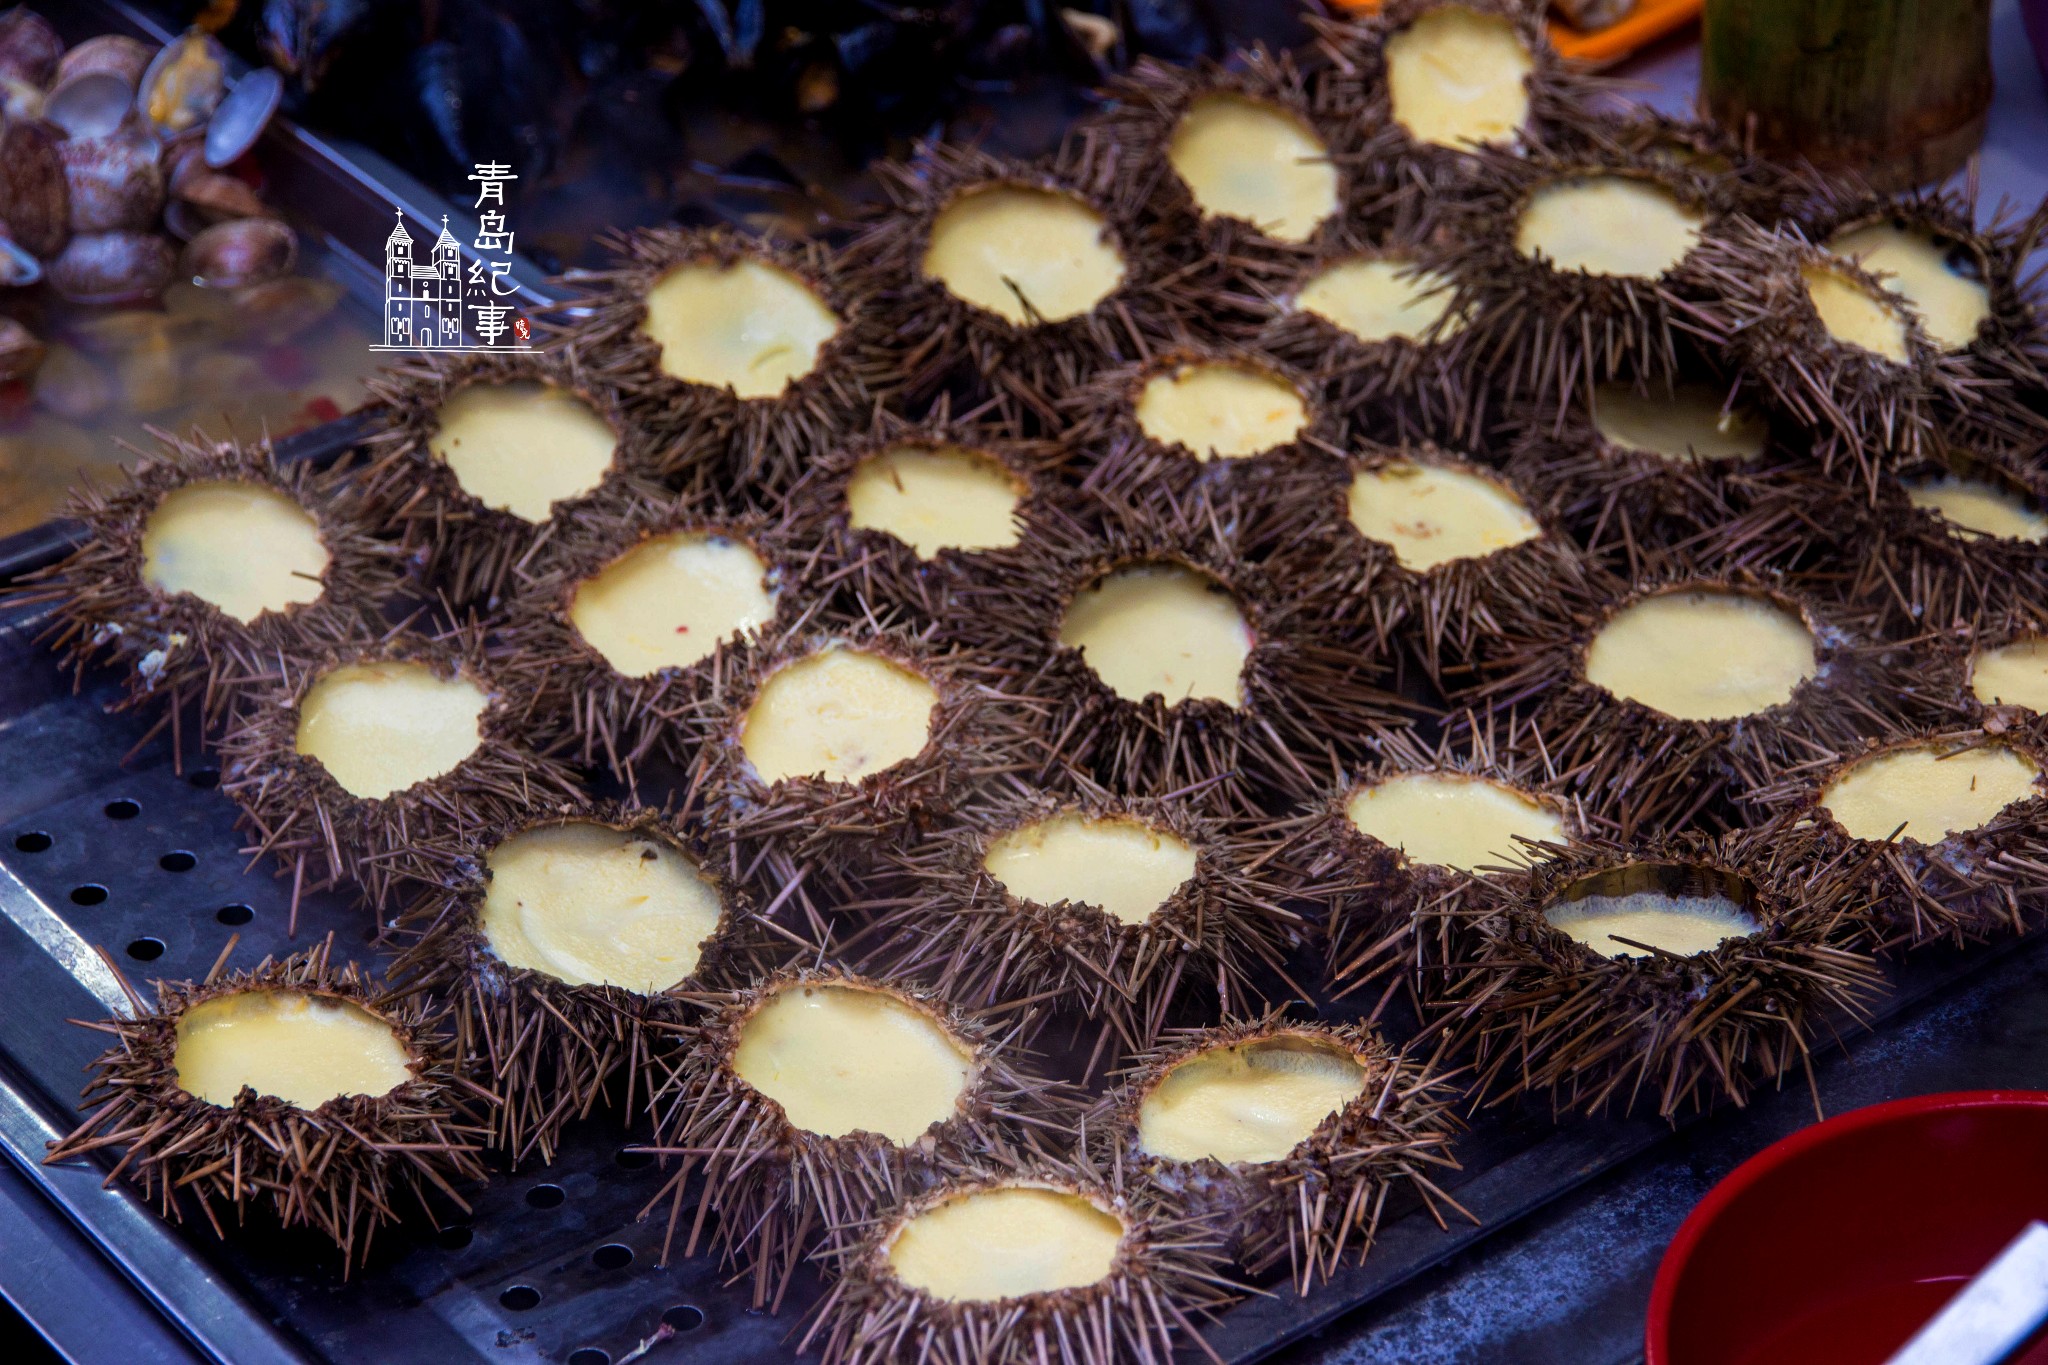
[427,383,619,523]
[1546,885,1761,959]
[845,444,1025,558]
[731,983,972,1142]
[1819,742,2042,844]
[140,481,330,623]
[1827,222,1989,352]
[1584,590,1816,722]
[1134,361,1308,460]
[1138,1036,1367,1165]
[1515,177,1705,279]
[1801,265,1911,363]
[1295,257,1464,345]
[886,1186,1125,1302]
[982,812,1198,926]
[1346,461,1541,571]
[740,646,938,783]
[1166,92,1337,243]
[1904,477,2048,543]
[1383,6,1533,150]
[922,184,1126,326]
[295,661,489,800]
[173,990,415,1109]
[1592,383,1768,464]
[479,822,724,993]
[568,532,777,677]
[1059,564,1253,707]
[640,256,841,398]
[1347,772,1564,872]
[1972,639,2048,712]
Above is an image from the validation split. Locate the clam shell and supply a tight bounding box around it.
[47,230,174,304]
[0,9,61,90]
[181,217,296,290]
[44,70,133,139]
[205,68,281,168]
[54,35,153,90]
[137,30,225,139]
[0,116,66,256]
[59,134,164,233]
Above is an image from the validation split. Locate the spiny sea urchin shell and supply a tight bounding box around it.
[13,430,404,740]
[360,348,677,609]
[216,622,584,923]
[1093,1011,1465,1292]
[799,1151,1240,1365]
[546,226,895,494]
[1429,825,1886,1119]
[393,801,774,1166]
[45,938,488,1274]
[486,482,821,788]
[1742,723,2048,950]
[854,779,1305,1071]
[639,965,1076,1308]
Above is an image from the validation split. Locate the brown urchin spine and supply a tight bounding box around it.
[853,779,1306,1072]
[798,1150,1241,1365]
[10,429,405,743]
[391,801,776,1167]
[359,347,681,609]
[546,226,895,495]
[1094,1011,1467,1292]
[45,937,488,1274]
[1429,826,1888,1119]
[216,622,585,924]
[638,966,1077,1309]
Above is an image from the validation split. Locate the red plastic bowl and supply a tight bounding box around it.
[1647,1091,2048,1365]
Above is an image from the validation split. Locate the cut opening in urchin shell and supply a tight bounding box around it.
[777,403,1070,626]
[854,783,1305,1072]
[487,483,818,787]
[216,624,584,923]
[392,802,772,1166]
[11,431,405,741]
[360,348,676,608]
[838,139,1191,429]
[1062,341,1337,505]
[1082,47,1350,284]
[1428,827,1887,1119]
[1248,439,1594,690]
[1095,1013,1465,1291]
[1915,608,2048,749]
[1745,726,2048,950]
[1437,145,1736,423]
[543,227,893,495]
[638,967,1075,1310]
[1560,108,1799,224]
[1466,569,1913,835]
[1312,0,1603,179]
[44,938,487,1274]
[1259,713,1587,997]
[951,491,1410,810]
[799,1156,1239,1365]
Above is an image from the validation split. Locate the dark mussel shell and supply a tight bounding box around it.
[48,230,174,304]
[59,134,164,233]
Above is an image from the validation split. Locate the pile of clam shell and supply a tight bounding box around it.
[0,9,294,383]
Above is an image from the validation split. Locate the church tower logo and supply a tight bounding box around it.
[372,164,533,353]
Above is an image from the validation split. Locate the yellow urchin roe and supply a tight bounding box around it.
[1827,221,1989,352]
[173,990,414,1109]
[140,481,329,623]
[732,983,972,1142]
[982,812,1197,926]
[1295,257,1464,345]
[1059,564,1253,707]
[1346,772,1564,871]
[295,661,488,800]
[1583,590,1815,722]
[568,532,777,677]
[1137,1035,1366,1165]
[845,444,1025,558]
[641,256,841,398]
[1515,176,1704,279]
[427,382,619,523]
[1591,383,1767,464]
[1384,6,1533,150]
[1345,461,1541,571]
[1802,265,1911,363]
[740,646,938,783]
[1546,890,1760,958]
[1134,361,1308,460]
[886,1186,1125,1302]
[922,185,1125,325]
[1166,92,1338,243]
[1971,639,2048,712]
[1819,742,2042,844]
[479,822,724,993]
[1904,477,2048,543]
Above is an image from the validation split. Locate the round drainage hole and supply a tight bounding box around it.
[159,851,196,873]
[103,799,139,820]
[437,1225,473,1251]
[525,1184,565,1210]
[662,1305,704,1332]
[615,1148,654,1170]
[127,938,165,962]
[13,832,50,853]
[592,1244,633,1271]
[187,769,220,789]
[69,885,108,907]
[217,904,253,926]
[499,1285,540,1312]
[568,1351,609,1365]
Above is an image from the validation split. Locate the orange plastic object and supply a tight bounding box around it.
[1328,0,1703,67]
